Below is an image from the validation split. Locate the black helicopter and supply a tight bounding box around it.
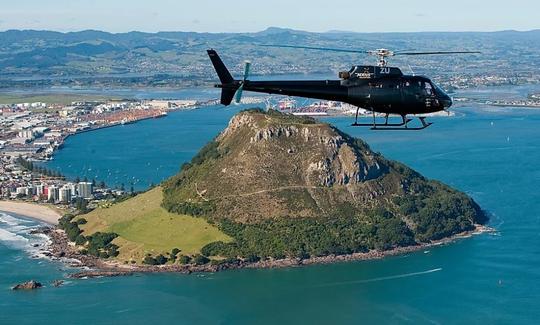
[208,46,479,130]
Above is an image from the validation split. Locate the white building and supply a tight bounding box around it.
[78,182,93,199]
[67,183,77,196]
[16,187,27,196]
[36,184,45,197]
[26,186,36,196]
[48,185,59,202]
[59,186,72,203]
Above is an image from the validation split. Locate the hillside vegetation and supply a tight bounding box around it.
[162,109,487,260]
[72,109,486,264]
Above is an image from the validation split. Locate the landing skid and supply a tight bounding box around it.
[352,119,412,127]
[372,117,433,131]
[351,109,433,131]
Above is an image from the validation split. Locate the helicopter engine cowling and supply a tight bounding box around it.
[339,71,351,80]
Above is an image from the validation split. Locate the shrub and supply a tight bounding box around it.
[84,232,119,259]
[155,254,168,265]
[193,255,210,265]
[75,235,87,245]
[201,241,228,257]
[178,255,192,265]
[143,256,158,265]
[244,254,261,263]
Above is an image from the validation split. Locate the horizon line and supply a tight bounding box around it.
[1,26,539,35]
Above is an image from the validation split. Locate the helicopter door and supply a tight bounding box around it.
[402,80,429,110]
[367,80,401,111]
[401,80,419,107]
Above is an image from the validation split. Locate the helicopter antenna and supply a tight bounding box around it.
[408,64,416,76]
[261,45,480,67]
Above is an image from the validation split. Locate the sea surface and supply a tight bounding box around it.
[2,85,540,324]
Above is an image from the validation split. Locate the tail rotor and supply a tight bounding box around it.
[234,60,251,104]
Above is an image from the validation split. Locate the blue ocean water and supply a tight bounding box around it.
[2,90,540,323]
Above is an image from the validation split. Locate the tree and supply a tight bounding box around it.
[143,256,157,265]
[99,181,106,189]
[155,254,168,265]
[75,198,88,213]
[178,255,192,265]
[193,255,210,265]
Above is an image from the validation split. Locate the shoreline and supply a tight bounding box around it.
[0,201,62,225]
[41,224,493,277]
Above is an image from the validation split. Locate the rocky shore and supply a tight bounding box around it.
[37,224,493,279]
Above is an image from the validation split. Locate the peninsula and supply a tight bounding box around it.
[52,109,488,273]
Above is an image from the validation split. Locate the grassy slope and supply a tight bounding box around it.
[78,187,231,262]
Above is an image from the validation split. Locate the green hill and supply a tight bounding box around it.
[161,109,487,260]
[70,109,486,265]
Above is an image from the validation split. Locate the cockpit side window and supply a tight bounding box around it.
[424,82,434,95]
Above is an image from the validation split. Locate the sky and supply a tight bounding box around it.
[0,0,538,33]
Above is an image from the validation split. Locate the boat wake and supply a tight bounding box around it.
[313,268,443,288]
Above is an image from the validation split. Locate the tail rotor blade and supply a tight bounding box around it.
[243,61,251,81]
[235,60,251,104]
[235,84,244,104]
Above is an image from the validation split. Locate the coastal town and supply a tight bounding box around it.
[0,98,232,209]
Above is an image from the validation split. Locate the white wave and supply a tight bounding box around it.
[0,228,30,249]
[0,212,50,254]
[313,268,443,288]
[0,212,29,226]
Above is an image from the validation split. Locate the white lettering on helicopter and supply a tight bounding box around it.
[355,72,372,79]
[379,67,391,74]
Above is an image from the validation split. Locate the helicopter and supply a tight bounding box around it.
[207,46,480,130]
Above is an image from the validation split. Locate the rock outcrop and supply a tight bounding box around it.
[12,280,43,290]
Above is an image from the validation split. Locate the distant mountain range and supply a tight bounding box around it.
[1,27,539,84]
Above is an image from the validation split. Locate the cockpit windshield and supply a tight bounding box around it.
[431,82,446,96]
[403,79,444,97]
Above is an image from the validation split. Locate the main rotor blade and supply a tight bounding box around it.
[395,51,481,56]
[261,44,368,54]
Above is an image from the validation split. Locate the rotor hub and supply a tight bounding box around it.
[368,49,395,67]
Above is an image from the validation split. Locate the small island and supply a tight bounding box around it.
[50,109,488,275]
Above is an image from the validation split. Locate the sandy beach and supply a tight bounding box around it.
[0,201,62,225]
